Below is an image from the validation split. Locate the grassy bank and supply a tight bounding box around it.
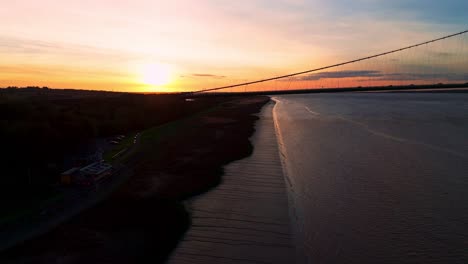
[0,192,63,227]
[0,96,270,263]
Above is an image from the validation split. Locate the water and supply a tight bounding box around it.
[272,93,468,264]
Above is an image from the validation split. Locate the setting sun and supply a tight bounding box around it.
[140,63,173,86]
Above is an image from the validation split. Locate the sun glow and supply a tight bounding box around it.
[140,63,173,86]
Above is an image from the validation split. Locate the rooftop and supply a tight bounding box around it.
[80,162,112,175]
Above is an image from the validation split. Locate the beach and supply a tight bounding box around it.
[168,101,295,264]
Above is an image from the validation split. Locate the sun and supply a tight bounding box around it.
[140,63,173,86]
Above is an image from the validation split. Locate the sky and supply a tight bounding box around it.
[1,0,467,92]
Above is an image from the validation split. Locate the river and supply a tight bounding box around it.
[272,93,468,263]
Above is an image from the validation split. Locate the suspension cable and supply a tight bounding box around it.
[193,29,468,93]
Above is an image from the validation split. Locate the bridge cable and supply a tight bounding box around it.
[192,29,468,93]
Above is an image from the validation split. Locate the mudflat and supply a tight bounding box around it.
[168,102,295,264]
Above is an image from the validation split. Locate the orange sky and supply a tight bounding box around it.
[1,1,467,92]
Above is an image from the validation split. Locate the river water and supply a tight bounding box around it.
[272,93,468,264]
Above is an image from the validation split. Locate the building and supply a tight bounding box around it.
[60,162,113,186]
[60,167,80,185]
[78,162,113,185]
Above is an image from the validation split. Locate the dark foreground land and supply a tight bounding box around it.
[0,90,269,263]
[0,87,229,213]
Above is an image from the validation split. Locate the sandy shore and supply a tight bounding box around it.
[168,102,295,264]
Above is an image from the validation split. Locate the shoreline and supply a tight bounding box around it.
[271,96,307,263]
[168,101,295,264]
[0,96,270,263]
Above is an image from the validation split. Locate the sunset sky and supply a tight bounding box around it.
[1,0,467,92]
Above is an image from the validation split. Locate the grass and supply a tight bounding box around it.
[140,120,184,145]
[103,102,229,165]
[0,192,64,226]
[133,105,222,149]
[103,132,138,163]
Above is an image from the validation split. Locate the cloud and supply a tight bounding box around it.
[191,73,226,79]
[377,72,468,82]
[0,35,142,62]
[285,70,468,83]
[429,51,457,58]
[373,1,468,24]
[0,36,61,54]
[292,70,383,81]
